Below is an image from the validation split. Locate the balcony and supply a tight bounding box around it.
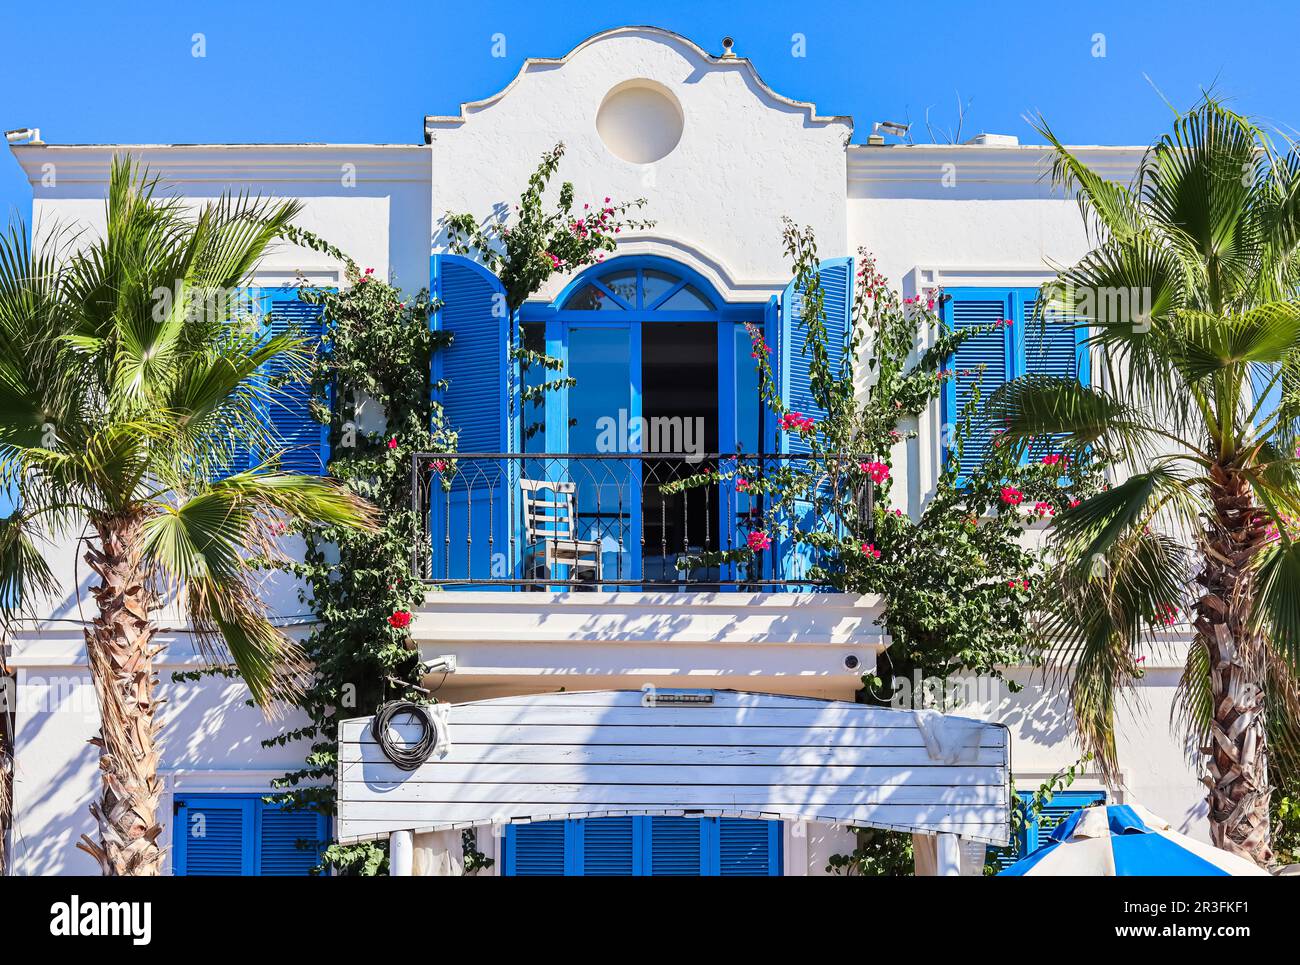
[411,452,873,590]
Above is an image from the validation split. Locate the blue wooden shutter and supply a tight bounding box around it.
[505,821,568,875]
[173,797,254,876]
[581,816,637,875]
[773,259,852,582]
[777,258,854,455]
[1022,294,1088,460]
[260,288,328,475]
[258,804,328,875]
[718,817,781,875]
[943,289,1014,473]
[648,816,705,875]
[430,255,517,583]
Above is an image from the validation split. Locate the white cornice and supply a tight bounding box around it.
[424,25,853,141]
[848,143,1146,193]
[9,143,430,185]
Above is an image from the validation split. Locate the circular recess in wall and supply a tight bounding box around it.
[596,80,684,164]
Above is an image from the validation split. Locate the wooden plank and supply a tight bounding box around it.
[339,798,1006,823]
[338,759,1003,787]
[340,780,1006,806]
[345,720,1008,759]
[343,723,1005,751]
[337,740,1002,767]
[419,704,994,729]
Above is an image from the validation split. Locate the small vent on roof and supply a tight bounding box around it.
[964,133,1019,146]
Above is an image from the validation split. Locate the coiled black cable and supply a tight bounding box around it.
[371,700,439,770]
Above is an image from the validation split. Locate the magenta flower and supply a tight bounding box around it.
[747,531,772,552]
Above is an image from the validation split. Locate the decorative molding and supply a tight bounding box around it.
[531,231,787,303]
[848,144,1146,197]
[424,25,853,140]
[9,143,431,186]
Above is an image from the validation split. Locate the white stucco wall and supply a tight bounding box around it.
[8,631,317,876]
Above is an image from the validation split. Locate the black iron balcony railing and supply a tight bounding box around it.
[411,452,874,590]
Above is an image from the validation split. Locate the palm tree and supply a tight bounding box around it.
[0,157,376,875]
[988,100,1300,865]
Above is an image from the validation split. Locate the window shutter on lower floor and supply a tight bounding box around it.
[172,796,328,876]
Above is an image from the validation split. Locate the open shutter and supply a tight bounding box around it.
[943,289,1014,474]
[776,258,854,454]
[430,255,517,583]
[174,798,254,876]
[258,804,327,875]
[773,258,853,582]
[260,288,329,475]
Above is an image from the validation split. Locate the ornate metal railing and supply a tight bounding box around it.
[411,452,873,589]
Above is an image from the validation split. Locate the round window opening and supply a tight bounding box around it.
[596,80,684,164]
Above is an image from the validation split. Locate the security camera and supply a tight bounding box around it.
[843,653,861,672]
[421,655,458,675]
[4,128,41,145]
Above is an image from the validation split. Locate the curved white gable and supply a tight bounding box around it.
[337,690,1012,846]
[427,27,852,295]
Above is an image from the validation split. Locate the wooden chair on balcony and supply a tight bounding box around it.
[519,478,603,585]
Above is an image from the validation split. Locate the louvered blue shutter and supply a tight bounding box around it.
[257,804,327,875]
[430,255,517,583]
[718,818,781,875]
[777,258,854,455]
[173,798,254,876]
[648,816,705,875]
[260,288,328,475]
[506,821,568,875]
[581,816,637,875]
[773,259,852,582]
[1022,294,1088,460]
[943,289,1014,474]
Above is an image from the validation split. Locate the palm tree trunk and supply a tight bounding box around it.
[76,513,165,875]
[1196,465,1272,866]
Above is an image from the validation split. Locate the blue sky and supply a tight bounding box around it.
[3,0,1298,221]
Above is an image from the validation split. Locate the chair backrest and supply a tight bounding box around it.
[519,477,577,543]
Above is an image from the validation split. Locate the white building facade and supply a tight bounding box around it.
[4,26,1201,877]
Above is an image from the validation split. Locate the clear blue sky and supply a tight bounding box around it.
[3,0,1298,222]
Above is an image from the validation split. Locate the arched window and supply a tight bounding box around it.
[561,265,716,313]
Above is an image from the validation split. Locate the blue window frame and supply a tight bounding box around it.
[941,286,1089,472]
[172,794,329,876]
[503,816,783,876]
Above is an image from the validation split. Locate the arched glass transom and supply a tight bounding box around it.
[561,265,715,313]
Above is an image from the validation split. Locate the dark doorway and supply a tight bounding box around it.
[641,323,718,585]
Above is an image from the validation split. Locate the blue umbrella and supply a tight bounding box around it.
[999,803,1270,876]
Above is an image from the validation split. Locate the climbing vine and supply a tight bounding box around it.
[263,151,651,874]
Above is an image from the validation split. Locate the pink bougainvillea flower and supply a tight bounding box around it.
[736,477,749,491]
[1000,486,1024,506]
[387,610,412,629]
[1069,498,1081,508]
[861,542,881,559]
[779,412,815,433]
[747,531,772,552]
[859,460,890,484]
[387,437,398,450]
[1041,454,1063,466]
[1033,501,1054,517]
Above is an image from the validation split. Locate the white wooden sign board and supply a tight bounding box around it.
[337,690,1011,846]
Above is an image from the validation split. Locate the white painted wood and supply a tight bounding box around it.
[389,830,413,877]
[337,690,1011,846]
[935,833,962,877]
